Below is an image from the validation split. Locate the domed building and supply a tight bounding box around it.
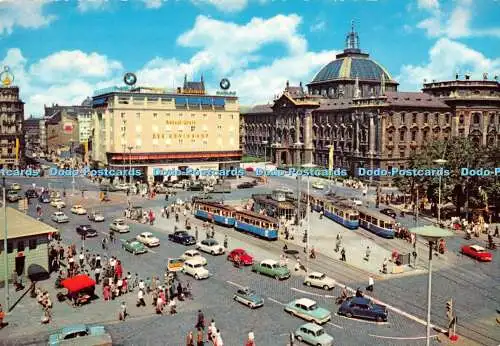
[242,23,500,184]
[307,23,398,99]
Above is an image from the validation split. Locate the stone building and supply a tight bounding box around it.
[23,116,45,152]
[242,25,500,182]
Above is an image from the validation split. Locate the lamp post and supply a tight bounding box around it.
[301,162,317,266]
[410,225,454,346]
[294,142,303,225]
[433,159,448,226]
[262,140,268,184]
[2,177,8,310]
[70,139,75,195]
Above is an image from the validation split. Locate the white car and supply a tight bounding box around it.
[51,211,69,223]
[109,219,130,233]
[181,250,207,265]
[312,181,325,190]
[136,232,160,247]
[51,198,66,208]
[115,183,130,191]
[196,238,225,255]
[70,205,87,215]
[304,272,336,290]
[172,182,185,189]
[88,211,105,222]
[10,183,21,191]
[350,198,363,206]
[182,258,209,280]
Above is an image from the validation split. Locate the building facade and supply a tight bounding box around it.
[0,207,57,283]
[242,25,500,183]
[91,77,242,182]
[24,116,45,152]
[0,83,24,169]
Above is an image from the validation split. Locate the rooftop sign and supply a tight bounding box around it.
[216,91,237,96]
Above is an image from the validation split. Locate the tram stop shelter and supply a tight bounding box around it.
[0,207,58,284]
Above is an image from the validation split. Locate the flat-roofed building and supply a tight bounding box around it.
[0,207,58,283]
[90,77,242,182]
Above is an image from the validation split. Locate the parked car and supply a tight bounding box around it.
[338,296,388,322]
[187,182,203,191]
[182,258,209,280]
[109,219,130,233]
[285,298,332,325]
[99,184,119,192]
[168,230,196,245]
[196,238,225,255]
[51,198,66,208]
[25,189,39,198]
[227,248,254,265]
[180,249,207,265]
[51,211,69,223]
[76,225,98,237]
[251,259,290,280]
[237,182,254,189]
[312,181,325,190]
[233,287,264,309]
[172,181,185,189]
[460,244,493,262]
[6,190,21,202]
[115,183,130,191]
[122,238,147,255]
[380,208,397,218]
[88,211,105,222]
[350,198,363,206]
[294,323,333,346]
[39,192,51,203]
[10,183,21,191]
[303,272,335,290]
[48,324,112,346]
[70,205,87,215]
[154,185,169,193]
[136,232,160,247]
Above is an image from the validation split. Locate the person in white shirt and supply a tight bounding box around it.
[367,277,374,292]
[137,289,146,307]
[138,279,145,291]
[215,329,223,346]
[78,253,84,267]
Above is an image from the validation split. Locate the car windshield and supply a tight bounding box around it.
[307,304,318,310]
[317,274,326,279]
[193,263,203,268]
[315,329,324,336]
[116,221,125,225]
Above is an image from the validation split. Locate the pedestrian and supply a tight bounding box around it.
[208,319,216,342]
[186,331,195,346]
[94,267,101,284]
[195,227,199,241]
[366,276,374,292]
[137,289,146,307]
[495,225,499,237]
[138,279,145,292]
[223,235,228,249]
[119,301,127,321]
[382,258,388,274]
[214,329,223,346]
[364,246,371,261]
[196,327,204,346]
[340,248,346,262]
[196,310,205,330]
[245,331,255,346]
[101,237,107,250]
[78,252,84,267]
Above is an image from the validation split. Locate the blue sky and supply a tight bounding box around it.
[1,0,499,116]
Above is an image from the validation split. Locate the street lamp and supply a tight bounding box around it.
[262,140,268,183]
[2,177,8,310]
[294,142,303,225]
[70,139,75,195]
[410,225,454,346]
[433,159,448,226]
[301,162,317,265]
[128,145,133,192]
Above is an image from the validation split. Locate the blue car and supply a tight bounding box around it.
[338,296,388,322]
[168,230,196,245]
[233,287,264,309]
[48,324,112,345]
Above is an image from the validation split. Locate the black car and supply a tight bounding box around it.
[380,208,397,219]
[187,182,203,191]
[76,225,98,237]
[39,192,51,203]
[168,231,196,245]
[25,189,39,198]
[338,296,388,322]
[237,182,254,189]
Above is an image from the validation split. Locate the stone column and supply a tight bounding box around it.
[482,111,488,146]
[294,112,301,164]
[368,112,376,155]
[354,113,360,155]
[304,109,313,164]
[375,114,381,155]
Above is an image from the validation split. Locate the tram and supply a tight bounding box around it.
[323,198,359,230]
[234,209,279,241]
[356,206,395,238]
[193,200,236,227]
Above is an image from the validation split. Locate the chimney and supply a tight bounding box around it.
[286,80,289,89]
[455,73,459,80]
[483,72,488,80]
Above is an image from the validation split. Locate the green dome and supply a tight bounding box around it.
[311,55,393,83]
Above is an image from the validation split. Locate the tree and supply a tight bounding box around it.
[393,137,500,219]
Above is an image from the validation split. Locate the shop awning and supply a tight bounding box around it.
[61,274,96,294]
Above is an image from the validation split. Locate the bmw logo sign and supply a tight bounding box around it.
[124,72,137,86]
[220,78,230,90]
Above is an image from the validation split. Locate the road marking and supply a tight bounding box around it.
[147,248,157,254]
[291,287,329,298]
[335,313,389,325]
[226,280,245,289]
[368,334,438,340]
[326,321,344,329]
[268,297,285,305]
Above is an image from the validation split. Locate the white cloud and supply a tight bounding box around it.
[191,0,249,13]
[29,50,123,83]
[142,0,163,9]
[77,0,109,12]
[417,0,439,11]
[310,20,326,33]
[397,38,500,90]
[0,0,56,35]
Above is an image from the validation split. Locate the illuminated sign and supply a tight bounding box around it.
[123,72,137,86]
[220,78,230,90]
[0,66,14,86]
[182,89,205,95]
[63,122,74,134]
[216,91,237,96]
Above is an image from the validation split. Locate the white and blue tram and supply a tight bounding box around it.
[193,200,236,227]
[234,210,279,241]
[356,206,395,238]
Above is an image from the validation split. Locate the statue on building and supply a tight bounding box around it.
[354,75,361,98]
[380,72,386,95]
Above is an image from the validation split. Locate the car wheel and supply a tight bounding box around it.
[251,268,257,273]
[211,251,215,255]
[133,251,137,255]
[275,275,280,280]
[233,295,237,301]
[323,285,330,290]
[376,316,383,322]
[305,281,311,286]
[346,312,353,318]
[316,343,322,346]
[296,336,303,342]
[194,274,199,280]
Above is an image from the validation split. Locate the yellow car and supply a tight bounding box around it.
[51,198,66,208]
[71,205,87,215]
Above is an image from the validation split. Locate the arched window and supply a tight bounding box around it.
[473,113,480,124]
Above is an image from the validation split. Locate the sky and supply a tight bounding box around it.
[1,0,499,116]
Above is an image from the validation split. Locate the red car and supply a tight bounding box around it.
[227,248,254,265]
[461,244,493,262]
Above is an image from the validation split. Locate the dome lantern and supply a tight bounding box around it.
[345,20,360,53]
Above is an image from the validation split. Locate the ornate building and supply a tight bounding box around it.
[242,25,500,182]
